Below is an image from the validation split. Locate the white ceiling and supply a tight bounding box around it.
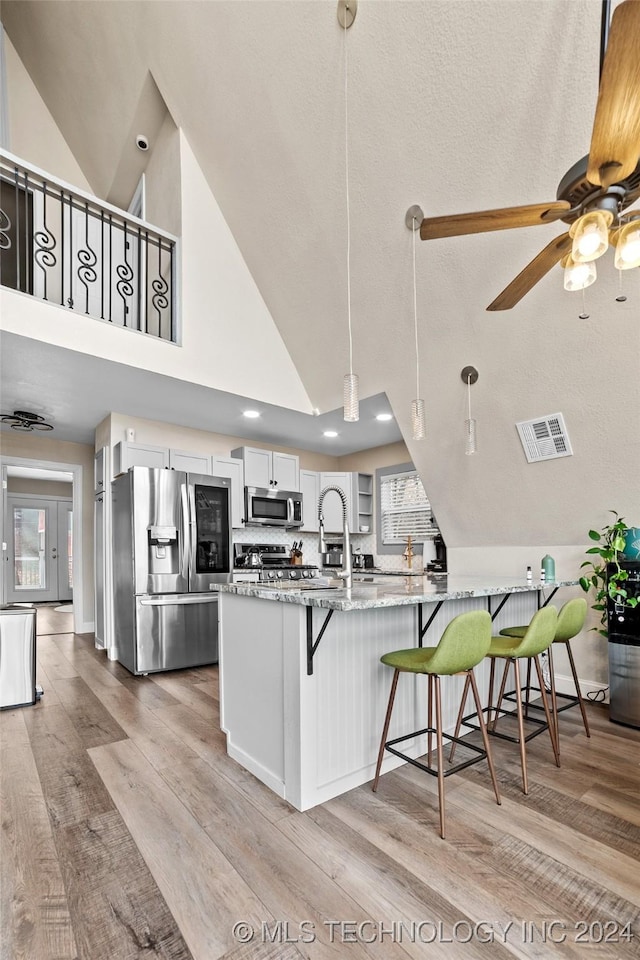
[0,331,401,453]
[1,0,639,548]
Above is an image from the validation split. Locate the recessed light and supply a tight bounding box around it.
[323,430,339,438]
[243,410,261,419]
[376,413,393,422]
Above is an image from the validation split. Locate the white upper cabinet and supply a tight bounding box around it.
[112,441,169,476]
[317,471,374,533]
[211,456,244,529]
[231,446,299,490]
[168,449,212,474]
[319,472,351,532]
[300,469,320,532]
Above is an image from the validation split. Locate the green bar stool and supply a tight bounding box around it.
[498,597,590,756]
[372,609,501,840]
[453,605,560,795]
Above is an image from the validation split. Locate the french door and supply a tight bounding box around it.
[6,496,73,604]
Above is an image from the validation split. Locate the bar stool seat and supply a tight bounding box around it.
[452,605,560,795]
[499,597,590,753]
[372,609,501,839]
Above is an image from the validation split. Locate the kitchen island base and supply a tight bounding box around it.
[219,583,554,811]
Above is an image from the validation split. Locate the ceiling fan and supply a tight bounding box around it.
[419,0,640,311]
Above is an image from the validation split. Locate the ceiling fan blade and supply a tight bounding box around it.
[587,0,640,188]
[419,201,570,240]
[486,233,572,311]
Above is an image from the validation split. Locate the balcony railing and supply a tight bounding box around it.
[0,150,178,342]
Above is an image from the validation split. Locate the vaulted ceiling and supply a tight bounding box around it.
[2,0,639,547]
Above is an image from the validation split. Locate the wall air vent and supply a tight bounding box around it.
[516,413,573,463]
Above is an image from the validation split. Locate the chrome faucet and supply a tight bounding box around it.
[318,485,352,589]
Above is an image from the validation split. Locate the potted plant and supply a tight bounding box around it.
[579,510,639,638]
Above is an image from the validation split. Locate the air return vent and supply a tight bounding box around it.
[516,413,573,463]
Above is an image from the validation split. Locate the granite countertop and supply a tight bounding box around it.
[218,576,579,612]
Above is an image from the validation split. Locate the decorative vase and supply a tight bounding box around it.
[541,554,555,581]
[623,528,640,560]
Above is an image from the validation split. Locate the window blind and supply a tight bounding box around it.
[380,471,439,544]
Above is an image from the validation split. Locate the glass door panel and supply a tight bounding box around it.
[6,497,73,604]
[193,484,230,575]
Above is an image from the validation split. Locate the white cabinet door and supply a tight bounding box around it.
[212,456,245,529]
[231,446,299,490]
[232,447,272,487]
[169,449,211,474]
[272,451,299,490]
[300,470,320,531]
[318,472,351,533]
[94,447,106,496]
[113,441,169,476]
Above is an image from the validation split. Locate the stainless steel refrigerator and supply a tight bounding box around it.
[111,466,232,675]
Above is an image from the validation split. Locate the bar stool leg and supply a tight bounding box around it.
[373,669,399,792]
[427,673,433,766]
[468,670,501,806]
[434,674,446,839]
[533,655,560,767]
[512,658,529,794]
[487,658,496,728]
[566,641,591,738]
[448,673,470,762]
[547,644,560,757]
[524,657,533,719]
[492,657,513,733]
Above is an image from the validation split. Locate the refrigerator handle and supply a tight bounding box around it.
[181,483,191,582]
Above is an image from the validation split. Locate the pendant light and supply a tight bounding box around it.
[406,205,425,440]
[461,366,478,455]
[339,0,359,422]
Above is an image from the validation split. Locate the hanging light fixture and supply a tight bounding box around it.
[338,0,359,422]
[461,367,478,455]
[0,410,54,431]
[569,209,613,263]
[405,205,425,440]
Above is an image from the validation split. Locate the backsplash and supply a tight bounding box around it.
[231,526,435,571]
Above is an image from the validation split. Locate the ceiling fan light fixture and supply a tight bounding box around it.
[562,254,597,292]
[569,209,613,262]
[614,218,640,270]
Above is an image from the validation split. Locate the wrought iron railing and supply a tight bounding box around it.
[0,150,178,342]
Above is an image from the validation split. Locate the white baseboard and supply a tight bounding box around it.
[553,672,609,704]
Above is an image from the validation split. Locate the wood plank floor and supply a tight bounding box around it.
[1,627,639,960]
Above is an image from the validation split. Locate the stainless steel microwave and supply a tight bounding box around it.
[244,486,303,528]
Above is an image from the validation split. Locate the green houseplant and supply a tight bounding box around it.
[579,510,639,638]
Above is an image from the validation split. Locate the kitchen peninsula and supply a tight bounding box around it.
[218,575,579,811]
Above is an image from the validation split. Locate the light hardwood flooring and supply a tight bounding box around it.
[1,618,640,960]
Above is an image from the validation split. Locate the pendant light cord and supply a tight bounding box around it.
[412,220,419,396]
[344,14,353,377]
[467,375,472,419]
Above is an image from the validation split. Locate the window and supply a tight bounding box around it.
[379,469,439,544]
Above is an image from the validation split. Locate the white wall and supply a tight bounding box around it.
[3,32,91,189]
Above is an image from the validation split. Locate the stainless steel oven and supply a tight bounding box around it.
[244,486,303,527]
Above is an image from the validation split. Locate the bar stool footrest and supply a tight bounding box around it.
[384,726,491,779]
[460,707,549,744]
[503,687,581,716]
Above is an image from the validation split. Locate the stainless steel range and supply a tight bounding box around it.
[233,543,318,581]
